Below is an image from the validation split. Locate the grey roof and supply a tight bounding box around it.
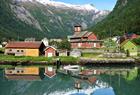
[69,31,93,38]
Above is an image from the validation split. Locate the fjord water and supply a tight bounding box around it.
[0,66,140,95]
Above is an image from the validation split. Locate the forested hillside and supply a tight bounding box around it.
[89,0,140,38]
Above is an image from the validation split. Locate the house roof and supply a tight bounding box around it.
[70,39,103,43]
[5,41,43,49]
[121,40,139,47]
[44,46,56,51]
[70,31,93,38]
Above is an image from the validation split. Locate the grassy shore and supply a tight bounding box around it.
[0,54,78,63]
[82,53,102,58]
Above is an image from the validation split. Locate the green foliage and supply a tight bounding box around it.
[59,56,78,63]
[0,54,78,64]
[0,54,53,62]
[132,37,140,45]
[57,39,71,50]
[49,40,59,47]
[0,48,4,53]
[104,38,118,48]
[89,0,140,39]
[125,67,138,81]
[0,0,45,41]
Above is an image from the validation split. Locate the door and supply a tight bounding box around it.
[48,53,53,57]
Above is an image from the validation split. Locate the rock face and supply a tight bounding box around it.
[10,2,42,31]
[0,0,110,40]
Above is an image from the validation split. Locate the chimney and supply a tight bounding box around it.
[74,25,82,34]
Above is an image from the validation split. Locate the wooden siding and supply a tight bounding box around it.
[5,48,39,57]
[45,47,56,57]
[121,41,138,56]
[25,49,39,57]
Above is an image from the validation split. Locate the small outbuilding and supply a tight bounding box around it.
[121,40,140,56]
[57,49,68,56]
[44,46,56,57]
[70,49,81,57]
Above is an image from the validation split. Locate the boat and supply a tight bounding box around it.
[63,65,80,72]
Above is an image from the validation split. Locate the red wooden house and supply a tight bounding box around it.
[68,25,101,49]
[44,46,56,57]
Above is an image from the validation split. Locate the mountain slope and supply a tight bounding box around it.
[0,0,45,41]
[0,0,109,41]
[89,0,140,38]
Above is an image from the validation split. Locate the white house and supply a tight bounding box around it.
[42,38,49,46]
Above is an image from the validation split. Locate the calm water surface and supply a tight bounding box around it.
[0,66,140,95]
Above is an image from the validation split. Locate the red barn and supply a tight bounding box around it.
[68,25,101,49]
[44,46,56,57]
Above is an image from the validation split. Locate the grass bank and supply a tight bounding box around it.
[0,54,79,63]
[82,53,102,58]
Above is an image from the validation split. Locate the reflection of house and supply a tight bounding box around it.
[5,41,45,57]
[44,67,56,78]
[68,25,101,49]
[5,67,41,80]
[79,70,94,76]
[121,40,140,56]
[44,46,56,57]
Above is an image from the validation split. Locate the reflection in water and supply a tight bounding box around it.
[0,66,139,95]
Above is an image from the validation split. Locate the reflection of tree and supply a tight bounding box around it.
[100,67,140,95]
[124,67,138,81]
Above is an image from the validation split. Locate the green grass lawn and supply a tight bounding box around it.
[0,54,78,63]
[82,53,102,58]
[0,48,4,52]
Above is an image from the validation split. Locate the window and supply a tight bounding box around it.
[9,49,12,52]
[17,50,19,52]
[17,71,20,73]
[8,71,12,73]
[21,70,24,73]
[132,48,134,50]
[21,50,24,52]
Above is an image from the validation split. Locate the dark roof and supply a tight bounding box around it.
[70,31,93,38]
[5,41,43,49]
[70,39,103,43]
